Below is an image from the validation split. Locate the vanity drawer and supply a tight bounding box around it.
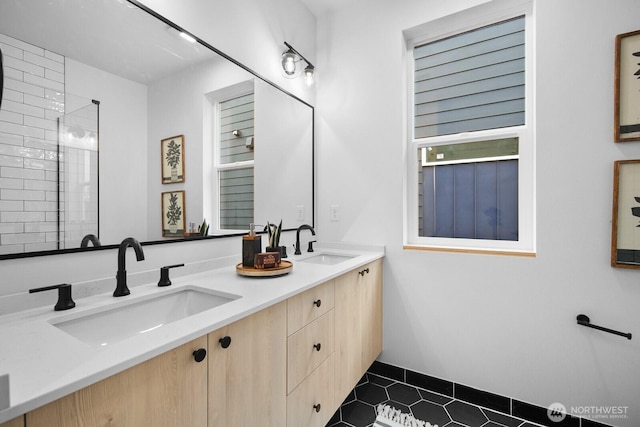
[287,309,334,393]
[286,354,335,427]
[287,279,334,335]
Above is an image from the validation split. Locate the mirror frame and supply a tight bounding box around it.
[0,0,314,260]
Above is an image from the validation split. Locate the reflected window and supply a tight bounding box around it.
[216,91,255,230]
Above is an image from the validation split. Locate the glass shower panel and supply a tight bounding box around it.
[58,101,99,249]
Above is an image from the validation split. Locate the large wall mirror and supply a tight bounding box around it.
[0,0,314,259]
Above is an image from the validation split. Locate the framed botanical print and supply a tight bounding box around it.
[611,160,640,268]
[614,30,640,142]
[161,135,185,183]
[162,190,185,237]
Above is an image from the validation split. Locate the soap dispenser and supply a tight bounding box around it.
[242,223,262,267]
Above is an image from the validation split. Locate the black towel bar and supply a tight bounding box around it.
[577,314,632,340]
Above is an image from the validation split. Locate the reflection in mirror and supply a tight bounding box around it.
[59,100,99,248]
[0,0,314,258]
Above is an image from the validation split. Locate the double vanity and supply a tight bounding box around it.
[0,244,384,426]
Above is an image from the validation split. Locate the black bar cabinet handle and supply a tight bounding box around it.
[577,314,632,340]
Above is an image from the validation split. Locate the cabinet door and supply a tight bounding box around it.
[0,416,24,427]
[26,336,208,427]
[334,259,383,404]
[286,354,335,427]
[208,301,286,427]
[287,279,335,335]
[361,259,383,369]
[334,267,361,402]
[287,310,335,393]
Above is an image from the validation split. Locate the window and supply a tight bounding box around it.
[420,138,519,240]
[405,1,535,254]
[216,91,255,231]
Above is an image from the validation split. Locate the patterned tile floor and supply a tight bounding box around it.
[327,372,544,427]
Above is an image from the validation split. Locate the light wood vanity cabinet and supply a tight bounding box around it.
[15,258,382,427]
[0,416,24,427]
[287,354,335,427]
[207,301,287,427]
[334,259,383,403]
[26,336,208,427]
[286,280,336,427]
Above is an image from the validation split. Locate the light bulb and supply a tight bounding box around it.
[179,32,196,43]
[282,50,297,76]
[304,65,315,86]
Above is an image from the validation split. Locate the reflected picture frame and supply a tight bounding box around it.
[162,190,186,237]
[611,160,640,268]
[161,135,185,183]
[614,29,640,142]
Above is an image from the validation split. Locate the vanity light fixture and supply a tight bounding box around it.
[165,25,197,44]
[281,41,315,85]
[179,31,196,43]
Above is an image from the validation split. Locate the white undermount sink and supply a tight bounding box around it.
[300,253,356,265]
[50,286,240,347]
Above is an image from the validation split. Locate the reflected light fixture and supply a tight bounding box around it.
[179,31,196,43]
[281,41,315,85]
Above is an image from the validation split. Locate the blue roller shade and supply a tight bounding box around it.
[414,16,525,138]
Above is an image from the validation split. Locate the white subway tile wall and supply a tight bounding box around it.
[0,33,64,254]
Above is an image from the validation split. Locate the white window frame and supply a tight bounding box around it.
[203,80,255,234]
[403,0,536,255]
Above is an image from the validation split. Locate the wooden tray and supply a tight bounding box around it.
[236,260,293,277]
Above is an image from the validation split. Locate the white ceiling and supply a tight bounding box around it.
[298,0,360,17]
[0,0,356,85]
[0,0,218,84]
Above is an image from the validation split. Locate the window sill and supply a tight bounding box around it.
[403,245,536,257]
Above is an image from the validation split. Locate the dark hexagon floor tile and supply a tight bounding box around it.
[418,388,453,405]
[328,407,342,425]
[483,407,524,427]
[410,399,452,426]
[380,399,412,415]
[445,400,488,427]
[355,382,389,405]
[387,382,421,405]
[367,373,395,387]
[340,389,357,405]
[357,372,368,386]
[341,400,377,427]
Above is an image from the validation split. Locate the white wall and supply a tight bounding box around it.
[66,59,149,244]
[315,0,640,425]
[146,56,254,239]
[254,79,314,227]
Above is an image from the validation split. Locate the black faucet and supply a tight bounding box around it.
[294,224,316,255]
[114,237,145,297]
[80,233,101,248]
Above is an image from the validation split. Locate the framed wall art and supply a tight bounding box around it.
[614,30,640,142]
[611,160,640,268]
[161,135,185,183]
[162,190,186,237]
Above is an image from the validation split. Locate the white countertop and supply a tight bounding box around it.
[0,243,384,423]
